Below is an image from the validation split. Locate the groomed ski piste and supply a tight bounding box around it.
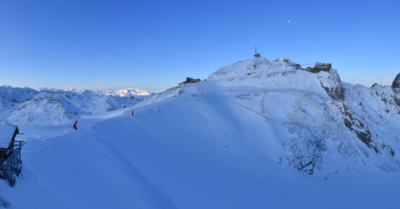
[1,56,400,208]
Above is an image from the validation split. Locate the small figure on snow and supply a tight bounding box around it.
[73,121,78,130]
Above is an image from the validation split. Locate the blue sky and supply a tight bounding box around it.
[0,0,399,91]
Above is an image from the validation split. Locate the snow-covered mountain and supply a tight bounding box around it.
[3,56,400,208]
[36,87,157,97]
[104,88,162,97]
[0,86,151,126]
[132,56,400,174]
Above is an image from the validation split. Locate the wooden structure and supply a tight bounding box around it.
[0,125,23,187]
[254,46,260,57]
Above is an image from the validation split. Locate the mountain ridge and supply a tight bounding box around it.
[131,56,400,174]
[0,86,155,126]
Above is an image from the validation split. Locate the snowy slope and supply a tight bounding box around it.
[0,86,149,126]
[208,57,301,80]
[2,77,399,208]
[132,86,183,109]
[1,56,400,208]
[128,56,400,174]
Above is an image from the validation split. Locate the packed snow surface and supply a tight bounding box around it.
[1,56,400,208]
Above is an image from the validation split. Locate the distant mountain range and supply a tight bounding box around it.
[34,87,163,97]
[0,86,157,126]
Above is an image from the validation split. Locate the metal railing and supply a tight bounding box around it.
[0,141,23,187]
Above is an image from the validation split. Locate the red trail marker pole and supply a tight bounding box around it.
[132,110,134,116]
[73,121,78,130]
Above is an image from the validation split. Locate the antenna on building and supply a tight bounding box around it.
[254,46,260,57]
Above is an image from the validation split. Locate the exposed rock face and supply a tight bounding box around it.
[392,73,400,89]
[318,68,345,101]
[394,96,400,107]
[339,103,378,153]
[322,84,344,101]
[371,83,380,88]
[130,56,400,175]
[284,136,325,174]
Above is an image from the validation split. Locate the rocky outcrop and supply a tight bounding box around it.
[392,73,400,89]
[206,56,400,174]
[300,62,344,101]
[284,136,325,174]
[322,84,344,101]
[371,83,380,88]
[318,68,345,101]
[338,102,378,153]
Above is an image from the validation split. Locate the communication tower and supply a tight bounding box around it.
[254,46,260,57]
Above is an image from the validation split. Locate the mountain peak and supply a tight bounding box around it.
[392,73,400,88]
[208,56,301,80]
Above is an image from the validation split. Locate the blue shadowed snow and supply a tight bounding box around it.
[2,57,400,208]
[1,84,399,209]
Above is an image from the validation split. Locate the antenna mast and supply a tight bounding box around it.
[254,46,260,57]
